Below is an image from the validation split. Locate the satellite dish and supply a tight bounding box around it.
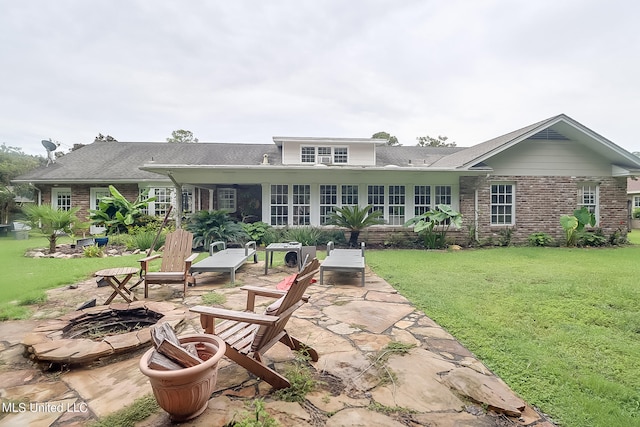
[41,139,57,151]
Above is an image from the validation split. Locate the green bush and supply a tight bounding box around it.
[83,245,104,258]
[633,208,640,219]
[283,226,324,246]
[106,233,134,249]
[261,227,286,246]
[576,229,608,247]
[241,221,271,245]
[184,210,248,249]
[528,232,554,247]
[131,230,165,251]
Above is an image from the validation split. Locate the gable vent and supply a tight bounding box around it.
[529,129,570,140]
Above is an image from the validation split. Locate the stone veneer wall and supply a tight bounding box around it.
[459,175,628,245]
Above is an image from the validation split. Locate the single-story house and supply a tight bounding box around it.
[13,113,640,244]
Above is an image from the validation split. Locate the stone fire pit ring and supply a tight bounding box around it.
[22,301,188,366]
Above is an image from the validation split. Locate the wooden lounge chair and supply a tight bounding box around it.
[190,241,257,284]
[138,229,198,298]
[320,241,366,286]
[190,258,320,389]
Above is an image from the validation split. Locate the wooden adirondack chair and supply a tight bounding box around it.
[190,258,321,389]
[138,229,198,298]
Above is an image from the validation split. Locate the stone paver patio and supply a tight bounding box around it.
[0,260,556,426]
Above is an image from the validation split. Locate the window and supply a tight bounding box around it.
[414,186,431,215]
[301,147,315,163]
[90,188,110,211]
[578,184,599,220]
[292,185,310,225]
[320,185,337,225]
[388,185,405,225]
[634,195,640,209]
[301,146,349,164]
[368,185,385,214]
[151,187,172,217]
[341,185,359,206]
[182,187,194,213]
[52,188,71,211]
[491,184,514,225]
[217,188,236,212]
[434,185,452,205]
[333,147,348,164]
[270,185,288,225]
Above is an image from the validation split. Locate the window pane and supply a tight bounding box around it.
[368,185,384,214]
[320,185,337,225]
[334,147,348,163]
[270,185,288,225]
[341,185,359,206]
[414,185,431,216]
[292,185,310,225]
[490,184,514,225]
[435,186,451,205]
[388,185,405,225]
[301,147,315,163]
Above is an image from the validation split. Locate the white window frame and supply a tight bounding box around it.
[634,195,640,209]
[388,185,406,225]
[217,188,236,213]
[51,187,72,211]
[578,184,599,224]
[490,183,515,226]
[319,185,337,225]
[292,185,311,225]
[301,146,316,163]
[368,185,385,215]
[341,184,359,206]
[414,185,431,216]
[333,147,348,164]
[434,185,452,205]
[90,187,110,234]
[270,185,289,225]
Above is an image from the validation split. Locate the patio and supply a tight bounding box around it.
[0,260,554,426]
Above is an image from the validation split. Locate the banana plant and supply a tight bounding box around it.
[89,185,156,234]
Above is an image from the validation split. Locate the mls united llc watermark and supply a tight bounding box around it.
[2,401,89,414]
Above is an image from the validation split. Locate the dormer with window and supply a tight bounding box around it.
[273,137,386,166]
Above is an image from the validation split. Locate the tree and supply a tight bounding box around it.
[327,205,385,247]
[167,129,199,143]
[416,135,456,147]
[0,144,43,186]
[21,205,80,253]
[94,133,118,142]
[372,132,400,146]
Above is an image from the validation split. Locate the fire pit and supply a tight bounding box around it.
[22,301,188,367]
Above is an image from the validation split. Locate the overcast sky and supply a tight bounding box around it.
[2,0,639,157]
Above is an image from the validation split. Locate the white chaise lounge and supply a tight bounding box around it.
[319,241,365,287]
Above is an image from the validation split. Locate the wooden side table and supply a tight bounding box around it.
[95,267,142,304]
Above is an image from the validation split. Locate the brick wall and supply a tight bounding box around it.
[38,184,140,221]
[460,175,628,244]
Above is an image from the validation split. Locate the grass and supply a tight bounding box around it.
[367,244,640,427]
[0,233,143,319]
[89,394,158,427]
[3,232,640,426]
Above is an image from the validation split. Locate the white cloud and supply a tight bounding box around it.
[2,0,640,156]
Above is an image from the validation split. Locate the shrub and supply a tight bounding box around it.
[83,245,104,258]
[184,210,248,249]
[405,204,462,249]
[528,232,554,247]
[89,185,156,235]
[576,229,608,247]
[106,233,134,249]
[283,226,324,246]
[241,221,271,245]
[261,227,286,246]
[131,230,165,251]
[634,208,640,219]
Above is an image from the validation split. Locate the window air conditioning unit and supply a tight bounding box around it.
[318,156,332,164]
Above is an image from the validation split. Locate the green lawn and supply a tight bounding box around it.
[2,232,640,426]
[367,243,640,427]
[0,234,144,318]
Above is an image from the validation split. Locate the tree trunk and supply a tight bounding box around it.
[349,231,360,248]
[49,235,57,253]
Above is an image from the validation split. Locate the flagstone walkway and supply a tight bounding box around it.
[0,261,556,426]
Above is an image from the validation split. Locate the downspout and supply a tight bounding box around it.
[474,189,479,242]
[167,172,182,228]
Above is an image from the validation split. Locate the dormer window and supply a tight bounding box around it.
[300,146,349,164]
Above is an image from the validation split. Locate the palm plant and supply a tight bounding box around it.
[327,205,384,247]
[21,204,80,253]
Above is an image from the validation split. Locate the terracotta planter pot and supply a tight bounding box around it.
[139,334,226,421]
